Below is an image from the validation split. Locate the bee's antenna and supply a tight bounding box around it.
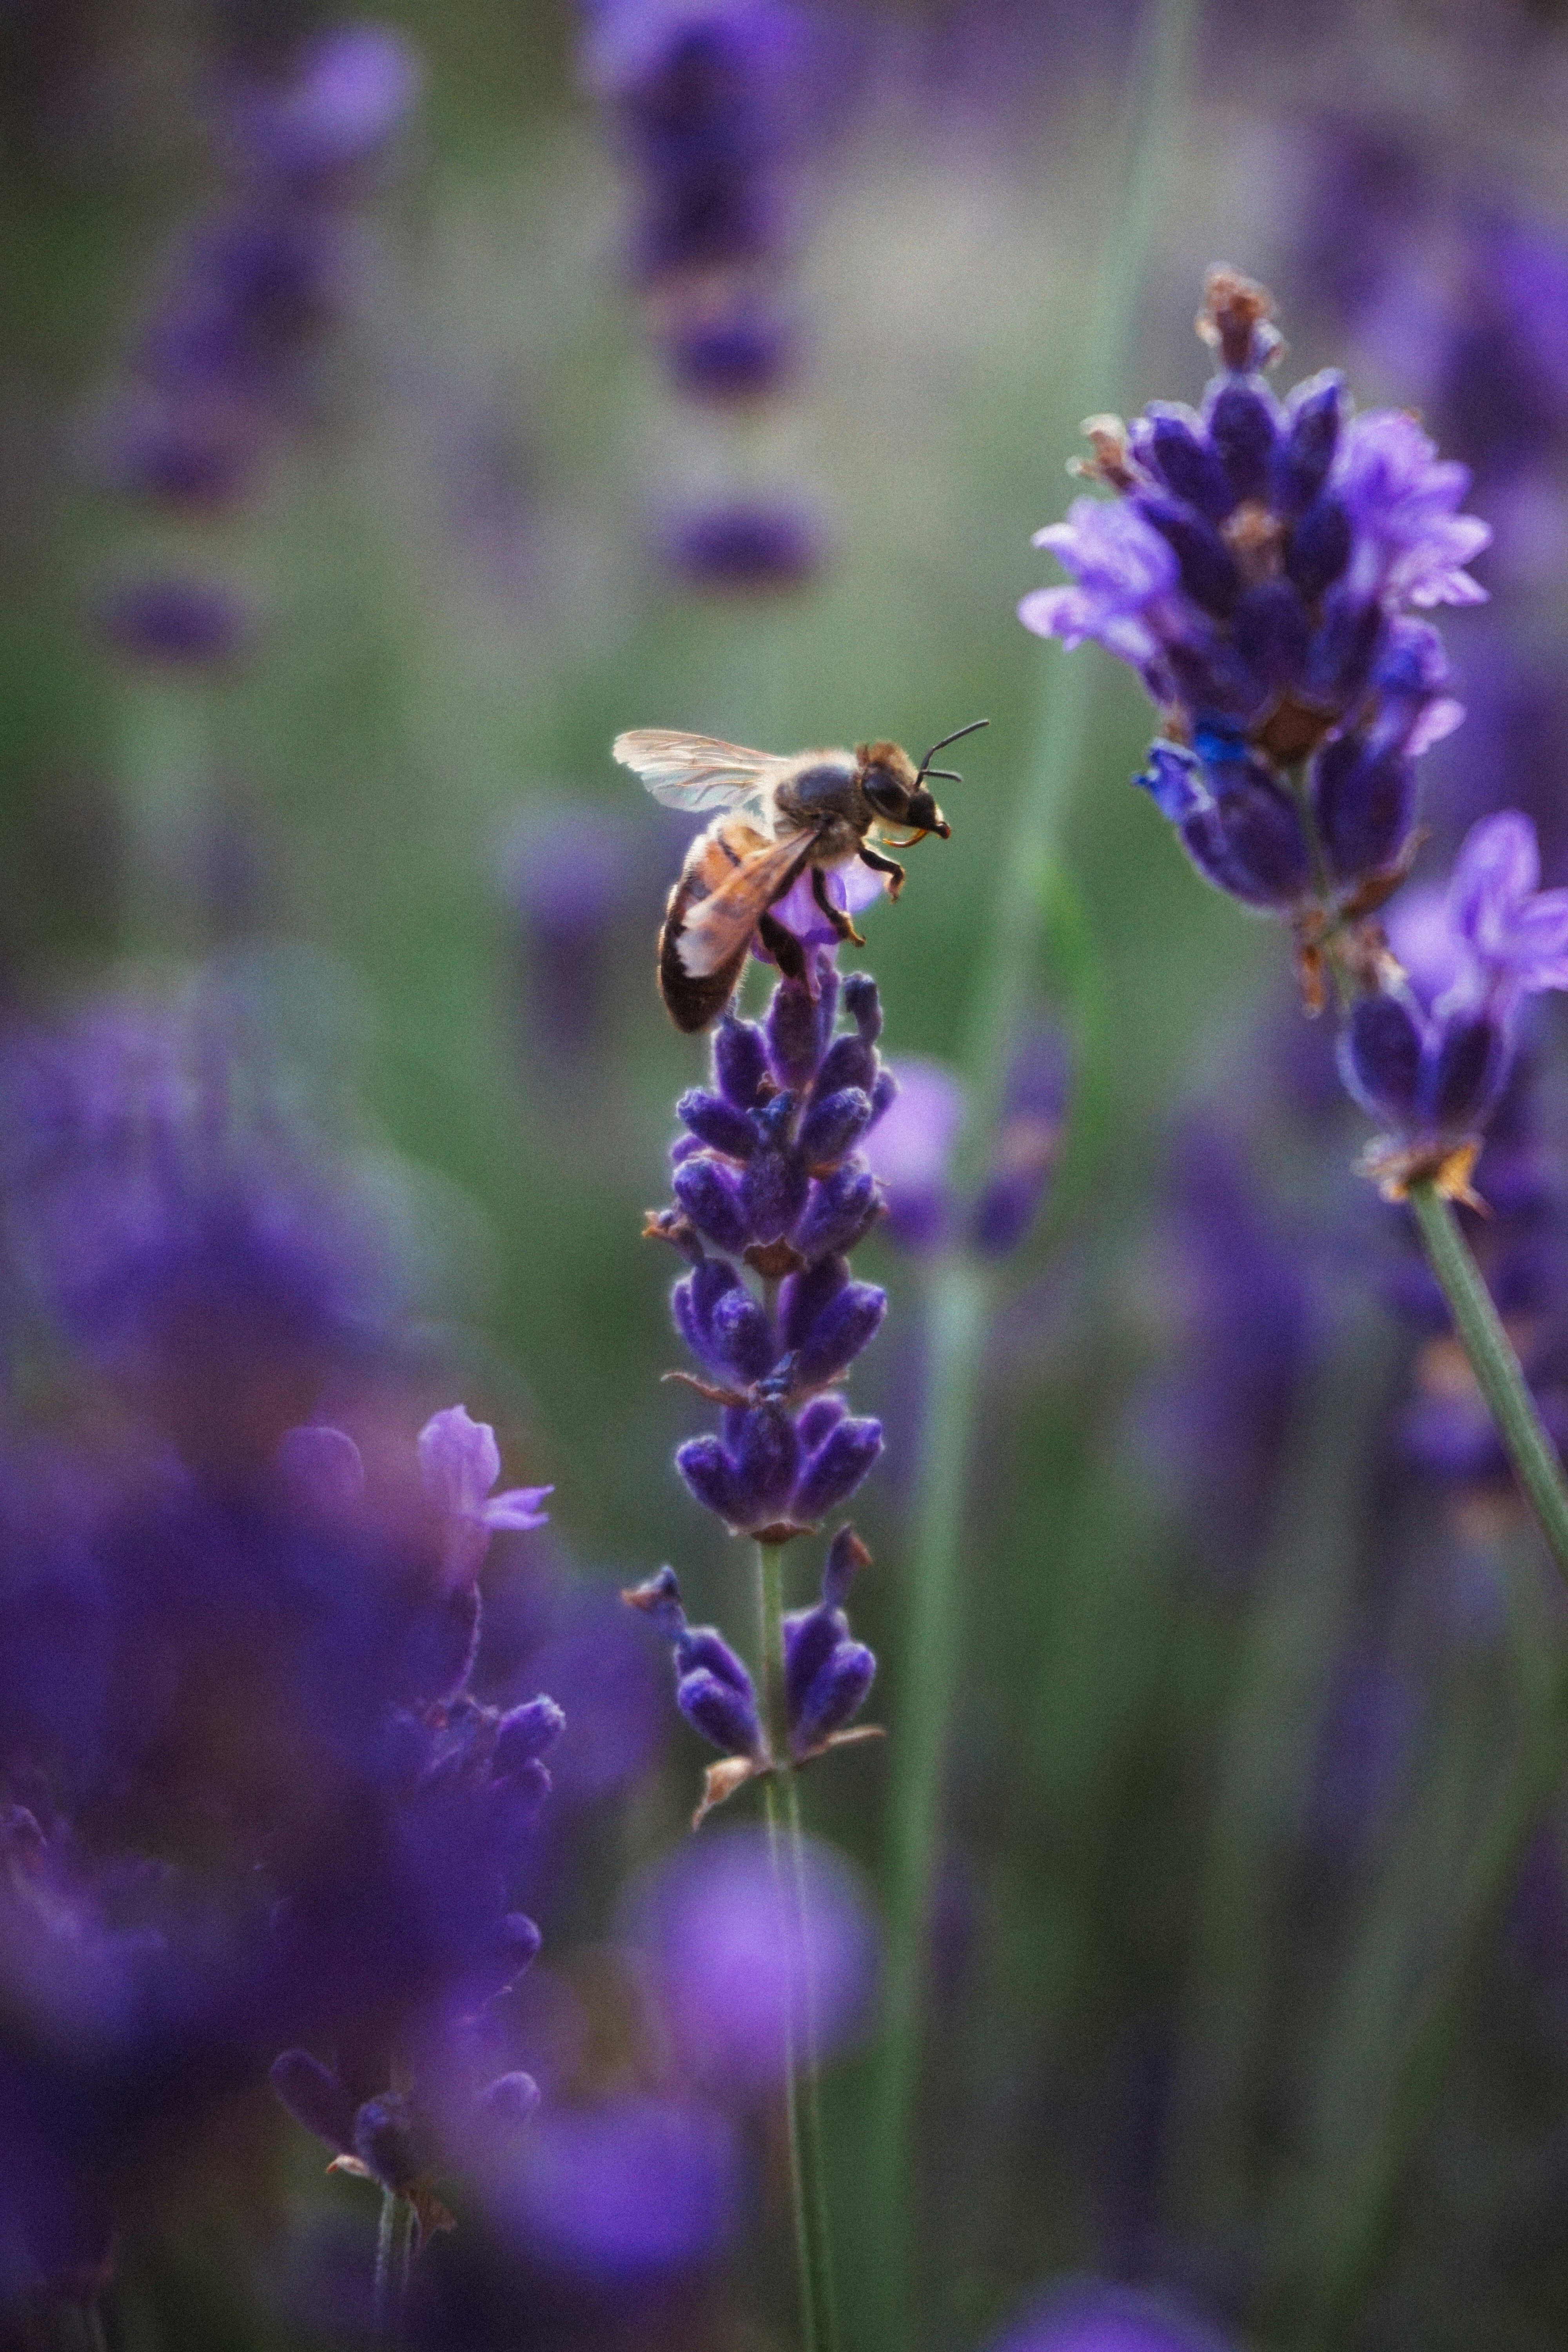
[915,717,989,785]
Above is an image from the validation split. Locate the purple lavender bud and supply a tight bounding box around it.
[842,971,882,1042]
[623,1564,687,1636]
[792,1641,875,1753]
[1339,995,1424,1124]
[714,1015,768,1109]
[1139,405,1235,520]
[783,1604,844,1722]
[1137,495,1240,617]
[739,1144,809,1242]
[270,2050,357,2154]
[780,1252,844,1348]
[673,1259,726,1369]
[814,1031,878,1096]
[822,1525,869,1609]
[1231,577,1312,697]
[1284,493,1354,600]
[708,1283,779,1383]
[675,1434,747,1524]
[1271,372,1345,516]
[673,1154,750,1252]
[677,1088,757,1158]
[796,1393,848,1450]
[1205,378,1280,502]
[353,2093,423,2194]
[767,975,826,1088]
[1311,734,1416,886]
[1140,744,1311,911]
[678,1666,765,1757]
[493,1696,567,1776]
[1303,588,1383,711]
[658,500,827,592]
[93,575,256,668]
[798,1085,874,1165]
[790,1412,882,1521]
[795,1165,880,1260]
[1425,1012,1508,1130]
[791,1274,886,1388]
[729,1402,801,1521]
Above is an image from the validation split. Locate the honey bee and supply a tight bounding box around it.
[613,720,987,1032]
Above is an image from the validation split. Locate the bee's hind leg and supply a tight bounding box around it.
[811,866,866,944]
[857,845,906,900]
[758,911,809,982]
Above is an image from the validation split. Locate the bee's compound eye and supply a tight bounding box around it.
[862,769,907,819]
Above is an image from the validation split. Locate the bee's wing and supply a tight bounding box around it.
[613,729,787,814]
[677,831,814,977]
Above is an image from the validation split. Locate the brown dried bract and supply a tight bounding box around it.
[1357,1135,1487,1211]
[1197,265,1283,372]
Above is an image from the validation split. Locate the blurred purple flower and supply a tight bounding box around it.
[656,498,828,590]
[91,577,256,668]
[622,1824,878,2092]
[986,2279,1236,2352]
[220,24,423,188]
[501,2094,742,2276]
[862,1055,965,1250]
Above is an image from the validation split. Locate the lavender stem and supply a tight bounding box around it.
[1407,1180,1568,1584]
[755,1539,837,2352]
[373,2187,413,2347]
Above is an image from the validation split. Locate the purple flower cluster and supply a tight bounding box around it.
[1341,813,1568,1196]
[647,953,890,1541]
[0,985,573,2311]
[88,22,420,664]
[625,1527,876,1813]
[582,0,829,588]
[1022,268,1568,1198]
[1021,268,1486,981]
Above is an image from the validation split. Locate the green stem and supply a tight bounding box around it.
[1270,1189,1568,2346]
[1168,1308,1400,2235]
[866,1257,992,2337]
[373,2188,414,2348]
[956,0,1201,1179]
[1283,1663,1568,2350]
[864,0,1199,2336]
[755,1541,837,2352]
[1407,1180,1568,1587]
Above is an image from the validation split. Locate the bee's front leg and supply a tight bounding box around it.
[857,844,906,899]
[757,910,808,981]
[810,866,866,946]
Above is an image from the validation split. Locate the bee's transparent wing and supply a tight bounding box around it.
[678,832,814,977]
[613,729,786,813]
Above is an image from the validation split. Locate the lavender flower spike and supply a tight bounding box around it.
[1018,265,1490,1002]
[1341,811,1568,1202]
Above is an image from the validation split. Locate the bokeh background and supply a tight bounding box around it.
[7,2,1568,2348]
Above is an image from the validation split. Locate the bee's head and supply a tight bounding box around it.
[906,786,951,838]
[857,742,952,838]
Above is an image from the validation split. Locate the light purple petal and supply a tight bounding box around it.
[1447,810,1540,954]
[483,1484,553,1533]
[863,1056,966,1194]
[418,1403,501,1518]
